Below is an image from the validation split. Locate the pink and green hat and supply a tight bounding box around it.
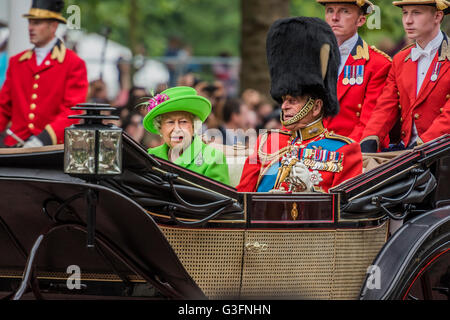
[142,86,212,134]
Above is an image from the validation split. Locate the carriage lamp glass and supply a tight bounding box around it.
[97,129,122,175]
[64,126,122,176]
[64,129,96,174]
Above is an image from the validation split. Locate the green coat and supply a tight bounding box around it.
[148,135,230,185]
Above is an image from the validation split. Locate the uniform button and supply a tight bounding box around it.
[33,84,38,90]
[446,94,450,100]
[414,113,420,120]
[28,123,35,130]
[29,113,35,120]
[440,108,443,113]
[45,61,50,66]
[401,131,406,137]
[31,93,37,100]
[356,112,360,117]
[357,104,362,109]
[34,74,40,80]
[30,103,36,110]
[398,105,402,110]
[400,117,403,122]
[397,91,400,96]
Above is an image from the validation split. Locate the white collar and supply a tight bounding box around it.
[34,37,59,55]
[339,33,359,55]
[416,31,443,52]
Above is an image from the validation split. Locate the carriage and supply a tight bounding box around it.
[0,111,449,300]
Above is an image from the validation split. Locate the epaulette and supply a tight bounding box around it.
[51,41,66,63]
[353,40,370,61]
[370,45,392,62]
[19,50,33,62]
[325,131,354,145]
[400,42,415,52]
[439,39,449,62]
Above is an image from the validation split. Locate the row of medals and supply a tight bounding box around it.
[343,65,364,86]
[284,133,343,173]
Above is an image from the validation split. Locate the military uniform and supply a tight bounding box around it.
[361,33,450,148]
[323,36,392,143]
[0,40,88,146]
[237,17,363,194]
[0,0,87,147]
[237,122,362,193]
[361,0,450,151]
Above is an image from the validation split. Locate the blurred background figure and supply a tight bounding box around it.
[241,88,262,111]
[87,79,110,104]
[122,112,145,145]
[113,56,131,107]
[212,51,239,98]
[195,80,227,130]
[164,36,184,87]
[218,98,250,146]
[261,108,282,130]
[126,86,148,116]
[254,98,275,129]
[176,72,200,88]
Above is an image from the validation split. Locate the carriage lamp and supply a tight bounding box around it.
[64,103,122,249]
[64,103,123,178]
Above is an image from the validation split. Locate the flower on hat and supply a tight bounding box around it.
[146,93,170,111]
[137,92,170,112]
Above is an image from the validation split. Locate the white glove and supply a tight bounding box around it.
[22,136,44,148]
[286,161,313,192]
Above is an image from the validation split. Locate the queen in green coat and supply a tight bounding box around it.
[142,86,230,185]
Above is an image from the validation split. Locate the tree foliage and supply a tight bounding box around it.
[66,0,240,56]
[66,0,447,57]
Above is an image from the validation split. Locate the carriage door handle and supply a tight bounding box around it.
[245,241,268,253]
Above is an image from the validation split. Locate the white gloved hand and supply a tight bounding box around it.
[22,135,44,148]
[286,161,313,192]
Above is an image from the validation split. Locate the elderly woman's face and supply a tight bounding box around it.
[160,111,195,149]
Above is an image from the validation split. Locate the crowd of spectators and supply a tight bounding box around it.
[87,66,282,151]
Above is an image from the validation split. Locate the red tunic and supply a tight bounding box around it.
[0,41,88,146]
[237,127,363,193]
[362,34,450,146]
[323,37,392,144]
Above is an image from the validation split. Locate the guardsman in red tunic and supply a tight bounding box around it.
[0,0,88,148]
[318,0,392,144]
[237,17,362,193]
[361,0,450,152]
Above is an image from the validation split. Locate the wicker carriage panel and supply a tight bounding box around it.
[241,223,388,299]
[160,223,388,299]
[241,230,336,299]
[332,224,388,299]
[160,226,245,299]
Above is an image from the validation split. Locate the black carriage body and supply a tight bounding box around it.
[0,134,449,300]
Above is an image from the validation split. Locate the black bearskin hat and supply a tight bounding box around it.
[266,17,340,118]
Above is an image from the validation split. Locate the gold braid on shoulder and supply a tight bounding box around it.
[370,45,392,62]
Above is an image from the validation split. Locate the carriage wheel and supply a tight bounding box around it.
[389,231,450,300]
